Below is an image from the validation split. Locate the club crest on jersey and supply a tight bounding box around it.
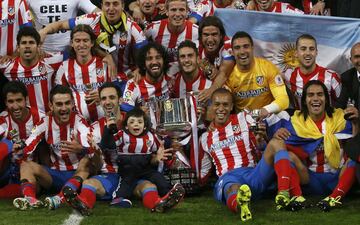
[8,7,15,16]
[232,125,241,134]
[256,75,264,86]
[38,64,47,75]
[146,140,152,148]
[96,68,104,78]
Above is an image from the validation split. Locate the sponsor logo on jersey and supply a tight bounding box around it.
[235,87,269,98]
[17,75,48,85]
[0,18,15,27]
[210,134,243,151]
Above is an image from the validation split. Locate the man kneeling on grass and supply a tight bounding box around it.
[61,83,184,215]
[198,88,304,221]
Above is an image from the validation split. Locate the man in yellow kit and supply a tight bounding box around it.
[226,31,289,118]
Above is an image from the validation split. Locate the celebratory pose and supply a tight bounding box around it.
[274,80,358,211]
[199,88,302,221]
[12,85,93,210]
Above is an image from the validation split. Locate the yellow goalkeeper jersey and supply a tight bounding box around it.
[226,57,289,112]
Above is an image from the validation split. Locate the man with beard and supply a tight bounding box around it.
[226,31,289,119]
[122,42,171,128]
[0,81,44,198]
[12,85,93,210]
[283,34,341,110]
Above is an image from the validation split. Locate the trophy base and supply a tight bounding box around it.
[156,123,192,138]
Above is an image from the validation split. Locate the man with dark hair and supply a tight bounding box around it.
[27,0,98,53]
[196,16,235,103]
[283,34,341,110]
[250,0,304,13]
[55,24,112,123]
[12,85,94,210]
[0,26,64,116]
[0,81,44,198]
[274,80,358,211]
[122,42,172,128]
[173,40,212,98]
[226,31,289,119]
[199,88,303,221]
[39,0,147,77]
[144,0,199,77]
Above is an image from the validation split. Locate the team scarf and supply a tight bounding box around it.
[290,108,348,169]
[97,12,128,47]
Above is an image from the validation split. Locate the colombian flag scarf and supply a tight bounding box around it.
[290,108,347,169]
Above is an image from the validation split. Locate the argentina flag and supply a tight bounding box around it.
[214,9,360,74]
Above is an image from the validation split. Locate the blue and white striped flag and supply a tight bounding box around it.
[214,9,360,74]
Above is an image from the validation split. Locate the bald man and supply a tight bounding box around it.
[335,42,360,109]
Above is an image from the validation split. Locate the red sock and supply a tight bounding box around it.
[0,184,21,198]
[289,166,302,197]
[79,185,97,209]
[142,187,160,209]
[330,164,356,198]
[226,192,237,213]
[21,182,36,199]
[63,176,82,191]
[274,151,291,192]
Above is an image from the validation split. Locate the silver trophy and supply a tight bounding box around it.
[246,109,260,132]
[155,98,192,138]
[9,129,26,149]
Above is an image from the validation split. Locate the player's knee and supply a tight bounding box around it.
[83,178,100,190]
[266,138,286,153]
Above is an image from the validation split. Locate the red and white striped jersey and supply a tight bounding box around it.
[91,117,117,173]
[113,129,160,155]
[0,107,44,140]
[0,54,63,115]
[122,76,172,106]
[23,112,91,171]
[199,112,258,179]
[198,37,234,70]
[172,69,212,98]
[69,12,147,74]
[123,75,172,128]
[145,19,199,64]
[306,119,344,174]
[55,56,110,122]
[122,76,172,128]
[0,0,32,56]
[255,2,304,14]
[284,65,342,109]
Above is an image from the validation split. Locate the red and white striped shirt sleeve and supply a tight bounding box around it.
[23,117,46,159]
